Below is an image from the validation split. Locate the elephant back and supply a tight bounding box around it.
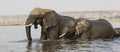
[91,19,115,39]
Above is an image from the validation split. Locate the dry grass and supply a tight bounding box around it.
[106,18,120,22]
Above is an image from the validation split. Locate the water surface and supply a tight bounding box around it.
[0,22,120,52]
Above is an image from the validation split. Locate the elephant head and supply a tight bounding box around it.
[59,20,76,38]
[75,18,91,35]
[25,7,60,41]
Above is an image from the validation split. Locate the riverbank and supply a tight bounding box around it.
[0,14,119,26]
[0,18,119,26]
[106,18,120,22]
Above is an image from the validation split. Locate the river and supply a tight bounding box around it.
[0,22,120,52]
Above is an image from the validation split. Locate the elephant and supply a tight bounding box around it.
[25,7,77,41]
[25,7,60,41]
[114,28,120,37]
[58,16,79,40]
[74,18,115,41]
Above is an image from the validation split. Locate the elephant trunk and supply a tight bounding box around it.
[33,20,38,29]
[34,24,38,29]
[25,15,36,41]
[25,26,32,41]
[25,21,33,41]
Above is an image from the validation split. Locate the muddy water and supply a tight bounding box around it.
[0,22,120,52]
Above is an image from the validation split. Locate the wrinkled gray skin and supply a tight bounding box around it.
[58,16,78,39]
[25,8,60,41]
[25,8,77,41]
[114,28,120,37]
[75,18,115,41]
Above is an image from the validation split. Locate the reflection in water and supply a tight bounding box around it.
[25,39,120,52]
[26,41,32,52]
[26,40,94,52]
[0,24,120,52]
[39,40,62,52]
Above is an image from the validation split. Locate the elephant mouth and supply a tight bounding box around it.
[76,31,83,36]
[34,25,38,29]
[79,32,83,35]
[78,32,84,38]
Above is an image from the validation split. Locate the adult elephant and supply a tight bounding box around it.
[25,7,60,41]
[74,18,115,41]
[25,7,77,41]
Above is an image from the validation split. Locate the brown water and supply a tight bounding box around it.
[0,22,120,52]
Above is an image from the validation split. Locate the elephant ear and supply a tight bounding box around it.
[75,19,90,35]
[77,19,90,31]
[43,10,60,29]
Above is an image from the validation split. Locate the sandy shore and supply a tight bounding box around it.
[0,14,119,26]
[0,18,119,26]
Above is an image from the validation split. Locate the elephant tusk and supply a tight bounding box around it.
[59,33,66,38]
[25,23,33,26]
[75,26,80,35]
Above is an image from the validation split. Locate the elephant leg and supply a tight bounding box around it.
[49,30,58,40]
[103,31,114,40]
[48,27,58,40]
[40,31,47,40]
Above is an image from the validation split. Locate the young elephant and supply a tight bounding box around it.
[75,18,115,41]
[58,16,78,40]
[114,28,120,37]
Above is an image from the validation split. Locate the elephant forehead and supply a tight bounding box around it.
[30,7,54,15]
[43,9,53,12]
[30,7,44,15]
[77,21,84,25]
